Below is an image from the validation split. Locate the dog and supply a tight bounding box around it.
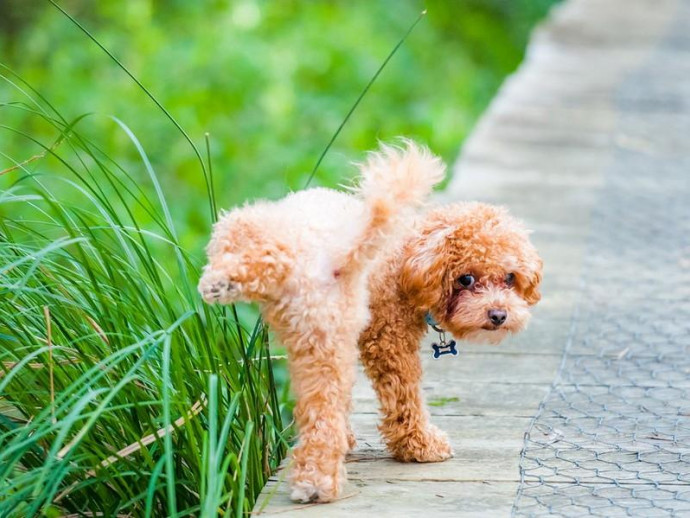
[198,141,445,503]
[358,201,543,463]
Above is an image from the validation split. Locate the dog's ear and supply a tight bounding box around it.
[399,228,450,309]
[521,256,543,306]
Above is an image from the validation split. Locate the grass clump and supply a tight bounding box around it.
[0,73,286,517]
[0,6,424,513]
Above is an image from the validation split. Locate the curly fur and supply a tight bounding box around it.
[198,141,542,503]
[358,202,542,462]
[198,141,444,503]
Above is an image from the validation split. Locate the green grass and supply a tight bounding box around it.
[0,72,287,516]
[428,396,460,407]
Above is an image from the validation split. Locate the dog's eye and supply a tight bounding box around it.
[505,273,515,286]
[455,274,475,289]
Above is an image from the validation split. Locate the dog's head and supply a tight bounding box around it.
[400,202,542,344]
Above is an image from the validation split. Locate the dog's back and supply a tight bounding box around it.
[199,141,445,302]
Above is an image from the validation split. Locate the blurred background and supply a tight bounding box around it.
[1,0,558,255]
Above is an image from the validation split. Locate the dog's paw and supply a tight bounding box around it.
[198,272,237,304]
[389,424,453,463]
[200,280,231,304]
[289,468,341,503]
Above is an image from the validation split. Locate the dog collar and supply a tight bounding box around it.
[425,311,458,359]
[425,311,443,332]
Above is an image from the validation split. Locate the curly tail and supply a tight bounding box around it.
[338,140,446,276]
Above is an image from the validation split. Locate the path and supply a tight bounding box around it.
[254,0,690,515]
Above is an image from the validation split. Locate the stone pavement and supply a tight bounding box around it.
[254,0,690,515]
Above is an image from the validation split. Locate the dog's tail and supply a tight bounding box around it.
[338,140,446,276]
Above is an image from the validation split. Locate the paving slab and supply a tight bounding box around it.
[255,481,517,518]
[352,377,551,417]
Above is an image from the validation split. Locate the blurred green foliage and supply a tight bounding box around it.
[0,0,558,253]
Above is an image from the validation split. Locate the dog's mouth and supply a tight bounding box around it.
[481,324,501,331]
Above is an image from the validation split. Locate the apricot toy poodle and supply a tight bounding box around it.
[198,141,445,503]
[199,141,542,503]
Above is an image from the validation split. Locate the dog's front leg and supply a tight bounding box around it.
[284,329,355,503]
[359,318,453,463]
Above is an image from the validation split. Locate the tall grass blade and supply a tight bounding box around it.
[304,9,427,187]
[46,0,215,221]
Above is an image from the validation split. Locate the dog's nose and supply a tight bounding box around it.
[488,309,507,326]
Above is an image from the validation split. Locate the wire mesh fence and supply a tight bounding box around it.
[513,8,690,516]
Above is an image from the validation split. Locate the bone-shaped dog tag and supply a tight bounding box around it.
[432,339,458,359]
